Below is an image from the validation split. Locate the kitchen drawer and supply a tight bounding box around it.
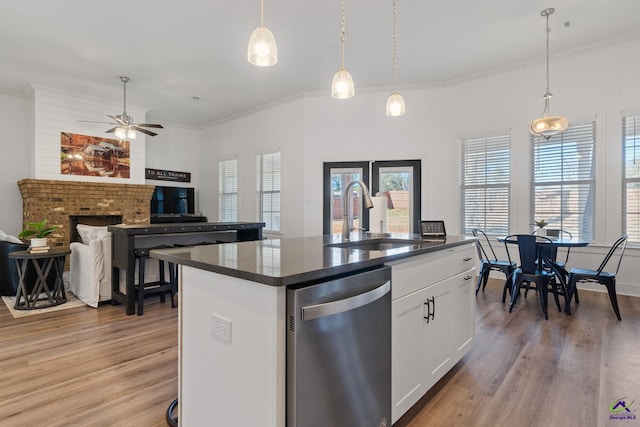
[449,244,476,275]
[389,250,453,300]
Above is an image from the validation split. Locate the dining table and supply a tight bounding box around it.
[497,235,590,314]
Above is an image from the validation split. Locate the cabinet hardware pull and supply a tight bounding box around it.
[429,296,435,320]
[463,275,473,281]
[463,257,473,261]
[423,299,430,323]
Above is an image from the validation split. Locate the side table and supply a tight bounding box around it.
[9,249,70,310]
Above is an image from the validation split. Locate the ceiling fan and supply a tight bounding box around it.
[81,76,163,139]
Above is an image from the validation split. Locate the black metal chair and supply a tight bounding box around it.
[567,234,628,321]
[504,234,566,319]
[472,229,516,296]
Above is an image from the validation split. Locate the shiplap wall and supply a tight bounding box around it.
[31,84,147,183]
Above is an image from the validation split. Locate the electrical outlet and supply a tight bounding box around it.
[211,313,232,343]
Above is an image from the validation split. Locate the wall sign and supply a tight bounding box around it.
[145,168,191,183]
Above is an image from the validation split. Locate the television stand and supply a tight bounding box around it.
[151,215,208,224]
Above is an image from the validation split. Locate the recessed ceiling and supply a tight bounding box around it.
[1,0,639,128]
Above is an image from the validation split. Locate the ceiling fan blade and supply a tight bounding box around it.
[134,123,164,129]
[78,120,115,124]
[133,126,158,137]
[108,115,126,126]
[105,127,118,133]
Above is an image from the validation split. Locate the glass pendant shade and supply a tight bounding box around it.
[331,69,355,99]
[127,127,137,139]
[386,93,406,117]
[248,26,278,66]
[115,127,127,139]
[530,115,569,137]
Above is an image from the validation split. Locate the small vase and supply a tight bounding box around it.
[30,237,48,248]
[537,227,546,237]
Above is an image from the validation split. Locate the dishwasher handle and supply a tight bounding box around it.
[301,281,390,321]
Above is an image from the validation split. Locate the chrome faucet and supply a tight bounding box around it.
[342,180,374,241]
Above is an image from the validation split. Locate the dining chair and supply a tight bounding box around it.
[567,234,628,321]
[472,229,517,295]
[504,234,565,319]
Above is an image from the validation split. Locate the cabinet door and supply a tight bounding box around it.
[451,269,475,362]
[391,285,430,422]
[422,279,452,391]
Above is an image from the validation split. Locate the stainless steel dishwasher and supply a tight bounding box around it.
[287,266,391,427]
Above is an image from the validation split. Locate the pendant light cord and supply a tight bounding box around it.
[392,0,398,92]
[545,11,551,96]
[340,0,346,69]
[259,0,264,27]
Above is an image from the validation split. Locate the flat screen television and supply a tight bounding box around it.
[151,186,195,215]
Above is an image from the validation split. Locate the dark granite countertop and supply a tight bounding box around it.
[150,233,476,287]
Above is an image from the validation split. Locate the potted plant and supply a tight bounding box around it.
[18,219,59,248]
[531,219,548,236]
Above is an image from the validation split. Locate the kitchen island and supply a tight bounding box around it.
[151,233,476,426]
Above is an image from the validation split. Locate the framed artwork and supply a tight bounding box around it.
[60,132,130,178]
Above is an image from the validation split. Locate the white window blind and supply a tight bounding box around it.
[256,151,281,232]
[531,122,595,241]
[460,133,511,235]
[218,158,238,222]
[622,112,640,243]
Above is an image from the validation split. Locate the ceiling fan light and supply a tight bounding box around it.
[331,69,355,99]
[386,93,406,117]
[114,127,127,140]
[127,127,137,139]
[248,26,278,66]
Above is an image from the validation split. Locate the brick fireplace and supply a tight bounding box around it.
[18,179,155,250]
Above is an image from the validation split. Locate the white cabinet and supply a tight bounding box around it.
[389,243,476,423]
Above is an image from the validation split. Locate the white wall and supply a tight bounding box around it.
[0,93,31,235]
[144,123,204,214]
[199,99,305,237]
[200,38,640,295]
[31,84,147,183]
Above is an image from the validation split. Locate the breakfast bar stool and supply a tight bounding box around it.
[134,245,176,316]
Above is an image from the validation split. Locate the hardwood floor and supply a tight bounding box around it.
[0,279,638,426]
[396,279,640,427]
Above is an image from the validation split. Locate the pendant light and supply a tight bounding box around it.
[331,0,354,99]
[248,0,277,66]
[529,8,568,139]
[386,0,405,117]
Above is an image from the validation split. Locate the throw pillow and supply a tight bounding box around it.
[0,230,24,244]
[77,224,109,244]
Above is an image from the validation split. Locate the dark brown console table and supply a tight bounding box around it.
[108,222,265,315]
[9,249,70,310]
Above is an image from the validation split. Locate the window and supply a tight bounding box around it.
[622,112,640,243]
[460,133,510,235]
[322,162,369,235]
[218,158,238,222]
[531,122,596,241]
[257,151,281,232]
[372,160,421,234]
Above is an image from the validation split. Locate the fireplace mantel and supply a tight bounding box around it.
[18,179,155,250]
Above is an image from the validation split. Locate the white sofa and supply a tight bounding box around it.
[70,225,113,308]
[70,225,162,308]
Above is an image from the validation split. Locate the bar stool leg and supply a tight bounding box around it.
[137,256,145,316]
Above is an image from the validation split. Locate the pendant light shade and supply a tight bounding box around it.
[248,0,277,66]
[386,92,406,117]
[529,8,567,139]
[115,127,126,140]
[386,0,405,117]
[331,0,354,99]
[332,69,355,99]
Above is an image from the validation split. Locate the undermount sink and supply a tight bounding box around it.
[326,239,422,251]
